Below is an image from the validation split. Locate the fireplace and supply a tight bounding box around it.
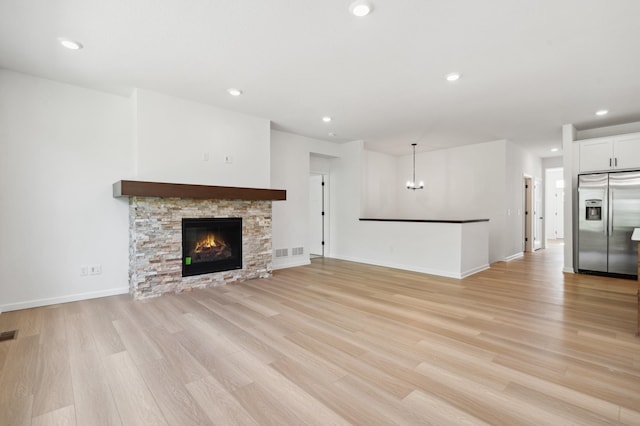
[119,181,285,299]
[182,217,242,277]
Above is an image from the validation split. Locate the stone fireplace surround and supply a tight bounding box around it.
[113,181,286,300]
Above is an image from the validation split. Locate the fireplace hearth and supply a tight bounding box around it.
[182,217,242,277]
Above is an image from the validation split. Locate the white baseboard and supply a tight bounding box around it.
[504,252,524,262]
[562,267,575,274]
[0,287,130,312]
[460,264,491,278]
[272,258,311,270]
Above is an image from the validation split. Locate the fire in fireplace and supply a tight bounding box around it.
[182,218,242,277]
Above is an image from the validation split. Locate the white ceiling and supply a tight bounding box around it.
[1,0,639,158]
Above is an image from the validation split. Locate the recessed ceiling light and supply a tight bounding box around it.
[349,0,372,17]
[227,88,243,96]
[595,109,608,116]
[446,73,461,82]
[322,116,332,123]
[329,132,337,137]
[551,148,559,152]
[58,38,83,50]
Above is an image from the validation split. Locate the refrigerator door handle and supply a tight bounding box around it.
[609,188,614,236]
[603,187,609,236]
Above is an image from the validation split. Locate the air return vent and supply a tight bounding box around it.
[292,247,304,256]
[0,330,18,342]
[275,248,288,258]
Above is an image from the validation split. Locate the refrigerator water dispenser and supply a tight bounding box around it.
[585,199,602,221]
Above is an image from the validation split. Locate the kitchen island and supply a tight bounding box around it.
[354,218,490,279]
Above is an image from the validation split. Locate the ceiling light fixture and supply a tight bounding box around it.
[58,38,83,50]
[406,143,424,191]
[322,116,332,123]
[446,73,461,82]
[329,132,337,137]
[595,109,608,116]
[349,0,373,17]
[551,148,559,152]
[227,88,243,96]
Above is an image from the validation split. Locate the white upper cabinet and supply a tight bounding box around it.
[613,133,640,170]
[579,132,640,173]
[579,138,612,172]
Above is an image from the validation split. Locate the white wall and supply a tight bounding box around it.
[310,154,334,174]
[270,130,341,269]
[505,141,543,257]
[562,124,577,272]
[577,121,640,140]
[271,131,312,269]
[135,89,271,187]
[362,150,398,218]
[0,70,133,311]
[395,141,506,229]
[542,156,563,169]
[327,141,365,258]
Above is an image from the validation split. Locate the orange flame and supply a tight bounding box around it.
[194,233,227,252]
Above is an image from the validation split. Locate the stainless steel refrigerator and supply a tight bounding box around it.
[578,171,640,277]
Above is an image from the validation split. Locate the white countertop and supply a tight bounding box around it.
[632,228,640,241]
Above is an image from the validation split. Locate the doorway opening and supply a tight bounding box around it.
[544,167,564,246]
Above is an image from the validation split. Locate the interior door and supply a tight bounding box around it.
[524,177,532,252]
[308,175,324,256]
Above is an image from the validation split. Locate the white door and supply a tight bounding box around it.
[554,184,565,239]
[308,175,324,256]
[534,178,542,250]
[524,177,532,252]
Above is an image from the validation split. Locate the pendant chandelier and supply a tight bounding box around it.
[406,143,424,190]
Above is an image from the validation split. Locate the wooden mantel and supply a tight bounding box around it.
[113,180,286,201]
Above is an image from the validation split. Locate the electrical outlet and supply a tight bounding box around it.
[80,266,88,276]
[89,264,102,275]
[224,155,233,164]
[202,151,210,161]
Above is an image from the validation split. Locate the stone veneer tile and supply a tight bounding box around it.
[129,197,272,299]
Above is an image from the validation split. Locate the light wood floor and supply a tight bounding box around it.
[1,243,639,425]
